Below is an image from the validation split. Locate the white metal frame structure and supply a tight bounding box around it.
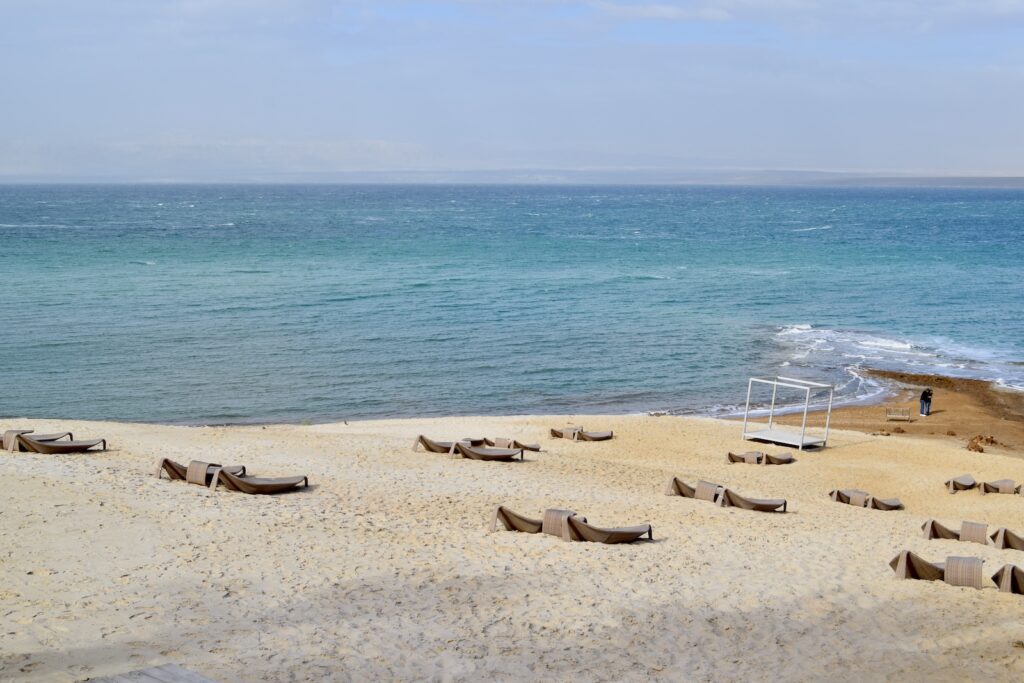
[741,376,834,450]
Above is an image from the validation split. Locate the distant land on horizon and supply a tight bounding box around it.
[3,170,1024,188]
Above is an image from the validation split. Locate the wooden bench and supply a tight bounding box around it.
[885,407,911,422]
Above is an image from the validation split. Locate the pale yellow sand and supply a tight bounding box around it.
[3,415,1024,682]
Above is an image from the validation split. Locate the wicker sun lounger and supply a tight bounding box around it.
[829,489,904,510]
[664,477,723,502]
[453,442,523,461]
[492,506,543,533]
[889,550,984,589]
[3,429,73,452]
[717,488,787,512]
[664,477,696,497]
[485,438,541,451]
[992,564,1024,594]
[16,434,106,454]
[991,527,1024,551]
[867,496,904,511]
[890,550,945,581]
[549,427,613,441]
[209,468,308,494]
[830,489,870,507]
[727,451,795,465]
[981,479,1021,495]
[577,430,613,441]
[559,514,652,544]
[945,474,978,493]
[412,435,486,453]
[922,519,961,540]
[727,451,763,464]
[155,458,246,486]
[922,519,990,545]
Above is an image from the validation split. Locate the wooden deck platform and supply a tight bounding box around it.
[743,428,826,450]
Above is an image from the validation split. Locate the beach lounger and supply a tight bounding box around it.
[830,489,870,507]
[3,429,73,452]
[945,474,977,493]
[485,437,541,451]
[867,496,904,511]
[209,468,308,495]
[577,430,613,441]
[992,564,1024,594]
[727,451,763,464]
[559,514,652,544]
[717,488,787,512]
[663,477,723,503]
[889,550,945,581]
[664,477,696,497]
[16,434,106,454]
[981,479,1021,495]
[453,442,523,461]
[549,427,613,441]
[922,519,961,540]
[412,435,486,453]
[889,550,984,589]
[492,506,543,533]
[990,527,1024,551]
[155,458,246,486]
[829,489,904,510]
[728,451,795,465]
[922,519,990,545]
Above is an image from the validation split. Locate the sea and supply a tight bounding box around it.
[1,183,1022,424]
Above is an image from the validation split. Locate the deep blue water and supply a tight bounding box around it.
[1,184,1022,423]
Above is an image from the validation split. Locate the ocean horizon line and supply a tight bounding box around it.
[3,172,1024,188]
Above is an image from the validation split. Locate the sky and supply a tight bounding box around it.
[1,0,1024,180]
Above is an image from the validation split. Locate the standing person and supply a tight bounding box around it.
[920,387,933,417]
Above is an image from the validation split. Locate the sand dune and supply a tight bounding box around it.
[3,415,1024,681]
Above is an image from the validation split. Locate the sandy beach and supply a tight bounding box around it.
[772,371,1024,456]
[3,408,1024,681]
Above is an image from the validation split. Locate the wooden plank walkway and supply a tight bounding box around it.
[84,663,217,683]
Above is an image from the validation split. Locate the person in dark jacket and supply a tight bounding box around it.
[920,388,933,416]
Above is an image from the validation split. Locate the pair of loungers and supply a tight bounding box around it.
[492,505,652,544]
[727,451,795,466]
[829,488,904,511]
[945,474,1022,494]
[3,429,107,454]
[890,550,1024,594]
[664,477,787,512]
[922,519,1024,550]
[550,427,613,442]
[156,458,308,494]
[413,435,525,461]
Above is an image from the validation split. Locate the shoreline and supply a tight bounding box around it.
[4,369,1022,441]
[764,369,1024,455]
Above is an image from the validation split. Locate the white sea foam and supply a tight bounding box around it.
[771,325,1024,400]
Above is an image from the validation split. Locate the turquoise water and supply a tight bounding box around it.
[1,184,1022,423]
